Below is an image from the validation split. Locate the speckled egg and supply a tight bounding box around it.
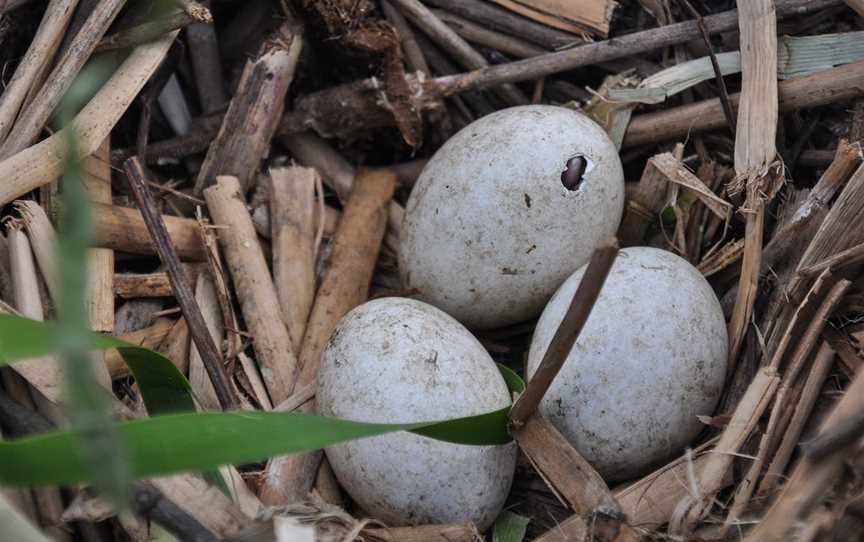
[317,297,517,529]
[400,105,625,330]
[527,247,728,481]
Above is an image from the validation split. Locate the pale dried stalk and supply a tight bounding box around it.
[83,139,114,332]
[92,202,205,260]
[0,0,78,144]
[0,31,178,207]
[188,273,224,410]
[723,277,850,531]
[194,23,302,195]
[7,227,65,414]
[114,267,200,299]
[150,474,252,538]
[252,202,339,240]
[203,176,298,404]
[260,169,396,506]
[491,0,612,36]
[744,343,864,542]
[727,0,780,367]
[282,132,404,241]
[270,167,318,351]
[14,201,58,303]
[846,0,864,16]
[649,153,731,221]
[516,415,620,516]
[680,368,780,531]
[760,341,835,494]
[0,0,127,158]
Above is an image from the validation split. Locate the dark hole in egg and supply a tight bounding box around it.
[561,154,591,191]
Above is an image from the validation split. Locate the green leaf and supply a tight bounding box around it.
[493,511,530,542]
[0,315,525,487]
[0,315,195,415]
[0,406,516,486]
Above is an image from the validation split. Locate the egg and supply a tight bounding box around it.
[527,247,728,481]
[317,297,517,529]
[400,105,625,330]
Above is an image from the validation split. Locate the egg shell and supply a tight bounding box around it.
[527,247,728,481]
[317,297,517,530]
[400,105,625,330]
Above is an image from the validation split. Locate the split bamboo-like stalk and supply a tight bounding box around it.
[193,23,302,195]
[259,168,395,505]
[617,145,684,246]
[91,202,205,260]
[83,139,114,332]
[203,175,298,404]
[188,273,224,410]
[0,0,78,145]
[270,166,319,351]
[0,0,127,159]
[14,201,58,304]
[744,342,864,542]
[0,31,178,207]
[726,0,780,370]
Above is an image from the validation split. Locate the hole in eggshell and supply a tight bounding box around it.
[560,154,594,191]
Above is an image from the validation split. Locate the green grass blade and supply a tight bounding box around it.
[0,408,513,486]
[493,511,530,542]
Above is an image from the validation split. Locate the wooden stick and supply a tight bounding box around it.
[251,202,338,241]
[124,157,237,411]
[185,0,226,114]
[0,0,127,158]
[95,2,211,52]
[92,202,205,260]
[270,166,318,351]
[83,139,114,333]
[114,267,200,299]
[0,0,78,145]
[434,9,546,59]
[433,0,837,97]
[624,58,864,148]
[203,176,298,405]
[388,0,528,106]
[0,31,179,207]
[193,23,302,195]
[259,168,395,505]
[509,241,618,428]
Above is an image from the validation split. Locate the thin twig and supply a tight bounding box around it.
[677,0,736,135]
[123,157,237,411]
[508,240,619,429]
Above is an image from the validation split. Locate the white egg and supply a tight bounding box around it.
[400,105,625,330]
[527,247,728,481]
[317,297,517,529]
